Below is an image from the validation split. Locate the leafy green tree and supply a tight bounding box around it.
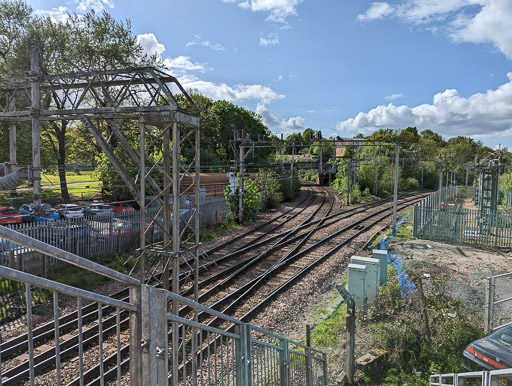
[210,100,272,165]
[0,0,31,75]
[309,140,334,163]
[224,176,260,222]
[3,5,153,199]
[256,169,282,210]
[284,133,302,153]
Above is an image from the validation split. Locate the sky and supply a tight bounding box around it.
[29,0,512,149]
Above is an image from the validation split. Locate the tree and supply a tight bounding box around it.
[309,140,334,163]
[209,100,272,165]
[5,7,153,199]
[284,133,302,153]
[0,0,31,75]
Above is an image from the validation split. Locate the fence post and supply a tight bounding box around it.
[129,284,142,386]
[306,325,312,386]
[484,277,494,334]
[240,323,252,385]
[322,352,328,386]
[141,285,157,385]
[235,324,244,386]
[109,214,114,253]
[236,323,252,385]
[155,289,168,385]
[306,346,313,386]
[346,302,356,383]
[279,337,290,386]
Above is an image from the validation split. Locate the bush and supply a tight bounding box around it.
[365,274,483,384]
[298,169,318,182]
[278,173,301,201]
[224,176,260,222]
[256,170,283,210]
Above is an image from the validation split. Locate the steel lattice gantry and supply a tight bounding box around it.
[0,48,201,294]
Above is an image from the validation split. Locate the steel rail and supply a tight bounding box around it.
[1,190,421,384]
[0,187,316,360]
[0,186,321,383]
[154,193,426,384]
[78,193,425,385]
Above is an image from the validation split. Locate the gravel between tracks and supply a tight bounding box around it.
[246,197,412,343]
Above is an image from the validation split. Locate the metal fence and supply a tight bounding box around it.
[0,196,227,276]
[0,223,328,385]
[430,368,512,385]
[0,225,142,385]
[414,187,512,248]
[141,286,328,385]
[484,272,512,333]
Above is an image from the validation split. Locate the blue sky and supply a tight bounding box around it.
[30,0,512,149]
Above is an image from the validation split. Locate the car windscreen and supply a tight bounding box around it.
[489,327,512,350]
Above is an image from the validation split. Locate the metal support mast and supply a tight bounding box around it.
[30,47,41,211]
[392,143,399,235]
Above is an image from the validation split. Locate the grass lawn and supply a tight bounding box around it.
[0,180,103,205]
[41,181,103,200]
[17,171,99,189]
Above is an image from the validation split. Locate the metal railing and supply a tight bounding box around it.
[485,272,512,333]
[0,224,142,385]
[1,196,227,276]
[430,368,512,385]
[1,224,329,385]
[142,286,329,385]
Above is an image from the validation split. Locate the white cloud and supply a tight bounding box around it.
[134,33,283,107]
[358,0,512,59]
[256,103,308,132]
[259,32,280,47]
[136,33,166,57]
[164,56,208,72]
[280,115,307,131]
[336,72,512,138]
[34,6,69,23]
[450,0,512,60]
[226,0,302,23]
[186,34,225,51]
[75,0,114,12]
[357,2,395,21]
[384,93,404,101]
[182,78,284,104]
[256,103,280,126]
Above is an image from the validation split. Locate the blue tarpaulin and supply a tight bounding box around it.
[379,212,416,299]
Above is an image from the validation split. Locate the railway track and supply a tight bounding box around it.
[70,192,426,385]
[0,187,426,384]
